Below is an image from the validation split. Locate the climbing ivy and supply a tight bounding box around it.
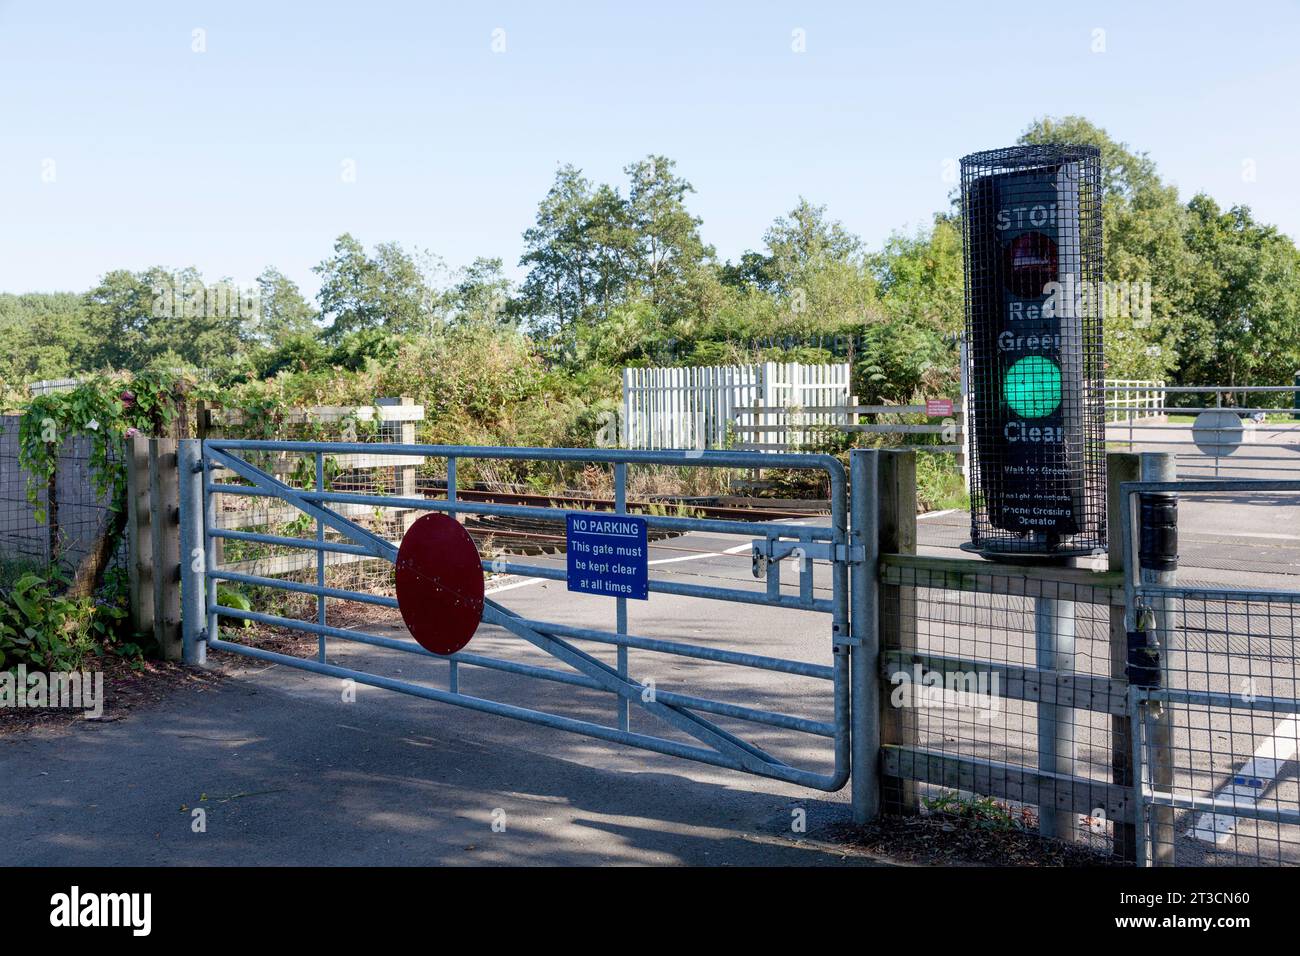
[16,370,195,521]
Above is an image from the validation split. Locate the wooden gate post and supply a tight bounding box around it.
[147,438,183,661]
[878,449,919,814]
[125,435,155,642]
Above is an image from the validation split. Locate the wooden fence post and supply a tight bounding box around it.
[879,449,919,814]
[125,435,154,642]
[1107,452,1140,861]
[148,438,183,661]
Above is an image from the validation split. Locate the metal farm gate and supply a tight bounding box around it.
[178,439,868,804]
[173,439,1300,863]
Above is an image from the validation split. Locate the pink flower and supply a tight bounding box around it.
[124,426,140,438]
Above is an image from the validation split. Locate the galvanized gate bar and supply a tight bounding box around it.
[209,600,837,736]
[481,602,791,774]
[206,446,398,562]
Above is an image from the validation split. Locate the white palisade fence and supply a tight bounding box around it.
[621,362,851,450]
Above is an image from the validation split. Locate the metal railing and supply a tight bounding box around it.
[179,439,866,801]
[1107,384,1300,476]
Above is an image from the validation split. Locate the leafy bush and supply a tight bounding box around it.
[0,572,97,671]
[915,455,969,513]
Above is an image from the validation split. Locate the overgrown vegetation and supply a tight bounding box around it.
[922,790,1036,832]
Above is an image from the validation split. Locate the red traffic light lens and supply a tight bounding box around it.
[1003,231,1058,298]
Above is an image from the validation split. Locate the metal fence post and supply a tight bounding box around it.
[615,461,630,732]
[1035,592,1077,841]
[1139,451,1178,865]
[1106,452,1140,861]
[178,439,206,666]
[850,449,880,824]
[316,451,326,663]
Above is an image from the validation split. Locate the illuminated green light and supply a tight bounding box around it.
[1004,356,1062,418]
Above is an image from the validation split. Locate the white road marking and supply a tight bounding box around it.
[1192,530,1300,543]
[1189,715,1300,844]
[645,541,752,566]
[918,509,958,520]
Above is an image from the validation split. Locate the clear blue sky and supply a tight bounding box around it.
[1,0,1297,299]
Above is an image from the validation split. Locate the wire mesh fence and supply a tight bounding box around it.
[880,559,1128,855]
[0,414,124,590]
[1141,590,1300,866]
[883,476,1300,866]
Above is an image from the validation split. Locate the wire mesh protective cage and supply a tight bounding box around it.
[960,144,1106,558]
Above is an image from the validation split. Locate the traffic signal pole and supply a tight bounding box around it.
[1035,588,1078,840]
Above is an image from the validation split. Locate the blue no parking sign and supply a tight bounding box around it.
[565,513,649,600]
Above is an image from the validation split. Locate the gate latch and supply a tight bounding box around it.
[752,539,819,578]
[751,539,861,578]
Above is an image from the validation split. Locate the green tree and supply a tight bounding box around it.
[519,165,598,338]
[625,155,712,319]
[255,267,317,346]
[82,267,250,373]
[314,233,439,340]
[0,293,90,390]
[447,257,514,326]
[1179,195,1300,392]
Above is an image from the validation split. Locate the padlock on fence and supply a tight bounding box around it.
[1126,605,1162,689]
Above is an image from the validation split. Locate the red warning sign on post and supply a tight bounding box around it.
[395,513,485,656]
[926,398,954,418]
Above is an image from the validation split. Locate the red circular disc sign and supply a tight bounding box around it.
[395,513,485,655]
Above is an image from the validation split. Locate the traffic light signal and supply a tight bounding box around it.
[961,145,1106,558]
